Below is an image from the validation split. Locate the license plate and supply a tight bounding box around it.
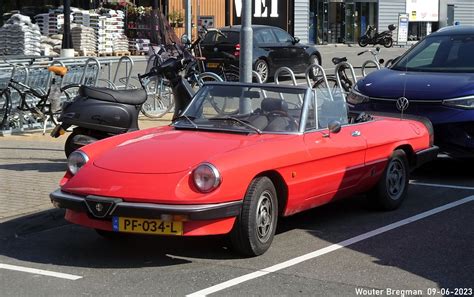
[112,217,183,235]
[207,62,220,68]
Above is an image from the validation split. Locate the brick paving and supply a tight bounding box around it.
[0,117,170,222]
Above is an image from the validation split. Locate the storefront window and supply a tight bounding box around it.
[309,0,377,45]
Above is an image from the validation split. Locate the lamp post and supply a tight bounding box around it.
[239,0,252,83]
[60,0,74,57]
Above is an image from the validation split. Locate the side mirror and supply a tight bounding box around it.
[181,34,191,45]
[323,120,342,137]
[293,37,300,44]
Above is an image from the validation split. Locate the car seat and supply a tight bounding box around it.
[260,98,296,132]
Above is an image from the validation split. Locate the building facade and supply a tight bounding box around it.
[229,0,474,44]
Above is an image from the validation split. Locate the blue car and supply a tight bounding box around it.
[347,26,474,157]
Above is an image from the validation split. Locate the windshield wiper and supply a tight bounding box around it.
[209,116,262,134]
[173,115,198,129]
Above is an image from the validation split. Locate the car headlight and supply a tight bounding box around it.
[67,151,89,175]
[192,163,221,193]
[346,86,370,105]
[442,96,474,109]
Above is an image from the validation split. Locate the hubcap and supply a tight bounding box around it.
[256,190,274,242]
[310,57,319,77]
[386,159,406,199]
[256,62,268,82]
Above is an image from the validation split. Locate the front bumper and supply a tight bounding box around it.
[50,189,242,221]
[414,146,439,168]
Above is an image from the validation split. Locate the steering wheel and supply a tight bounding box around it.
[355,112,370,123]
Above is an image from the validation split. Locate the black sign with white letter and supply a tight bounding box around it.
[233,0,289,31]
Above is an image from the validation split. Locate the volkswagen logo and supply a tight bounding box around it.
[95,203,104,213]
[396,97,409,112]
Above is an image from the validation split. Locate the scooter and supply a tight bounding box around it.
[358,24,396,48]
[51,46,195,157]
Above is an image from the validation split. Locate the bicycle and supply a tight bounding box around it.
[0,60,68,132]
[311,56,357,102]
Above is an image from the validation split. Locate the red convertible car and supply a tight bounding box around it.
[51,82,438,256]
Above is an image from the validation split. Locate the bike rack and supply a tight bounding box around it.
[252,70,268,98]
[335,61,358,101]
[274,67,303,104]
[79,58,101,86]
[305,64,335,102]
[361,60,381,77]
[113,56,134,89]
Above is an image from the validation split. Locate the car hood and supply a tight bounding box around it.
[93,129,255,174]
[357,68,474,100]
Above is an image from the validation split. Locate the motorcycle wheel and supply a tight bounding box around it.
[383,38,393,48]
[64,128,100,158]
[358,37,369,47]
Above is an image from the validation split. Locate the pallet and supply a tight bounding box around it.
[98,52,114,57]
[130,50,146,56]
[78,50,97,57]
[113,51,130,56]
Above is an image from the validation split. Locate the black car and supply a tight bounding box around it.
[200,25,321,83]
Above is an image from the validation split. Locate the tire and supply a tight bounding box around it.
[308,54,321,79]
[312,77,346,101]
[141,78,174,119]
[254,59,269,83]
[368,149,409,210]
[358,37,369,47]
[383,37,393,48]
[230,176,278,256]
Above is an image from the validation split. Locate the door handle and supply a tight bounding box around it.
[352,130,361,137]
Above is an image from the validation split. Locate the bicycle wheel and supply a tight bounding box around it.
[141,77,174,119]
[312,77,345,102]
[0,90,11,128]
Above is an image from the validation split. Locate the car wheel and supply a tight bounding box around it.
[369,149,409,210]
[230,176,278,256]
[308,54,321,79]
[254,59,269,83]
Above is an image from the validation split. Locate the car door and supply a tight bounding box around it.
[299,94,367,208]
[254,28,281,69]
[272,28,309,72]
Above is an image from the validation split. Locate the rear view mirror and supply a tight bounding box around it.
[328,120,342,134]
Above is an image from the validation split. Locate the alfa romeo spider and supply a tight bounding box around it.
[50,82,438,256]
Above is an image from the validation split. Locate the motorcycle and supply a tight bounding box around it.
[358,24,396,48]
[51,45,196,157]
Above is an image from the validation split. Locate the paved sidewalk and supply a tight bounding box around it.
[0,117,170,222]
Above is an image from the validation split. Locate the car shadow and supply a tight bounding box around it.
[0,161,66,172]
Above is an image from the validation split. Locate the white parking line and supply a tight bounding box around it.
[0,263,82,280]
[410,181,474,190]
[187,195,474,297]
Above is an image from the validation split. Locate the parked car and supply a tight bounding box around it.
[50,82,437,256]
[347,25,474,158]
[200,25,322,83]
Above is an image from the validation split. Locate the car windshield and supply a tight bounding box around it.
[172,83,308,134]
[392,34,474,73]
